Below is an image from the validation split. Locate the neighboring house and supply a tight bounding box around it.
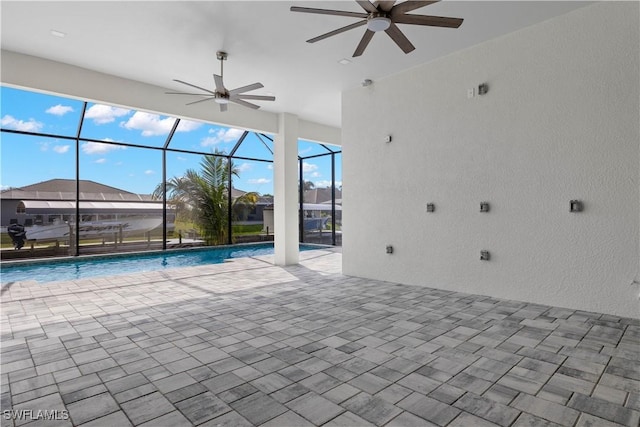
[303,188,342,205]
[231,188,273,223]
[0,179,166,227]
[302,188,342,221]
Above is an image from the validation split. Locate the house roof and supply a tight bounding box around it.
[17,179,133,194]
[1,179,155,202]
[304,188,342,205]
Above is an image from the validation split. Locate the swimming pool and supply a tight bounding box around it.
[1,243,321,285]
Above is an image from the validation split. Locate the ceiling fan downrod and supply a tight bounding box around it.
[216,51,227,79]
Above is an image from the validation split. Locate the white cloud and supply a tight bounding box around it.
[121,112,179,136]
[84,104,130,124]
[144,170,155,175]
[94,158,107,164]
[201,127,244,146]
[266,164,273,170]
[236,163,252,173]
[46,104,74,116]
[314,180,342,188]
[248,178,271,185]
[39,141,50,151]
[302,162,318,173]
[176,120,202,133]
[81,141,125,155]
[303,162,321,178]
[1,115,43,132]
[53,145,70,154]
[176,156,187,161]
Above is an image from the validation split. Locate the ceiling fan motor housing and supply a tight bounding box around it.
[367,13,391,32]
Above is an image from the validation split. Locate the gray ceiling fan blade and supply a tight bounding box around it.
[391,0,439,16]
[185,97,216,106]
[220,103,228,112]
[290,6,367,19]
[231,98,261,110]
[385,23,415,53]
[376,1,396,12]
[229,82,264,96]
[393,14,463,28]
[213,74,226,92]
[356,1,378,13]
[173,79,216,95]
[234,94,276,101]
[165,91,210,95]
[307,20,367,43]
[353,29,375,57]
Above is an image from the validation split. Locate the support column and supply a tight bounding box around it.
[274,113,300,265]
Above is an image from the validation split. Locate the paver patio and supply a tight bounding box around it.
[1,248,639,426]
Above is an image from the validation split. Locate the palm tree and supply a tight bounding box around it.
[154,149,260,245]
[152,172,199,222]
[195,154,235,244]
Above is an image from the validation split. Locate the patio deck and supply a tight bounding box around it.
[1,248,638,427]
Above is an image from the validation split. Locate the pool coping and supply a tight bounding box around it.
[0,241,333,268]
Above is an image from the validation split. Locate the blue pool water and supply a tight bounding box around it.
[1,243,320,285]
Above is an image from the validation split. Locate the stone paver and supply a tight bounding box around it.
[2,249,638,426]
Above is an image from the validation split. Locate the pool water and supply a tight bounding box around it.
[1,243,319,285]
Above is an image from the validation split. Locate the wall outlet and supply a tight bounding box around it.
[467,88,475,99]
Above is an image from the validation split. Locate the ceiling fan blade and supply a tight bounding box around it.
[220,103,228,112]
[356,1,378,13]
[391,0,439,16]
[307,20,367,43]
[229,82,264,96]
[186,97,217,106]
[213,74,225,92]
[376,1,396,12]
[165,91,210,96]
[353,29,375,57]
[290,6,367,19]
[385,23,415,53]
[173,79,216,95]
[231,98,261,110]
[234,94,276,101]
[393,14,463,28]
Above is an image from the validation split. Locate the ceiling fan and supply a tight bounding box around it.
[291,0,463,57]
[166,51,275,112]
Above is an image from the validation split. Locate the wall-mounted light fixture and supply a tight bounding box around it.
[480,250,490,261]
[480,202,490,212]
[426,203,435,213]
[478,83,489,95]
[384,135,392,143]
[362,79,373,87]
[570,200,583,212]
[386,245,394,254]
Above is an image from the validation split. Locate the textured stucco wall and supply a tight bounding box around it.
[342,2,640,318]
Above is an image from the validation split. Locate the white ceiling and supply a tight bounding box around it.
[1,1,591,128]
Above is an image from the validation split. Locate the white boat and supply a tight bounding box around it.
[24,217,163,241]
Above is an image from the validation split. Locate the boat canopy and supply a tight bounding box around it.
[16,200,164,215]
[302,203,342,211]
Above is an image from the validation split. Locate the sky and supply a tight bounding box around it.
[0,86,342,196]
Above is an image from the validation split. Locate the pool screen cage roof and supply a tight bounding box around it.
[1,88,341,253]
